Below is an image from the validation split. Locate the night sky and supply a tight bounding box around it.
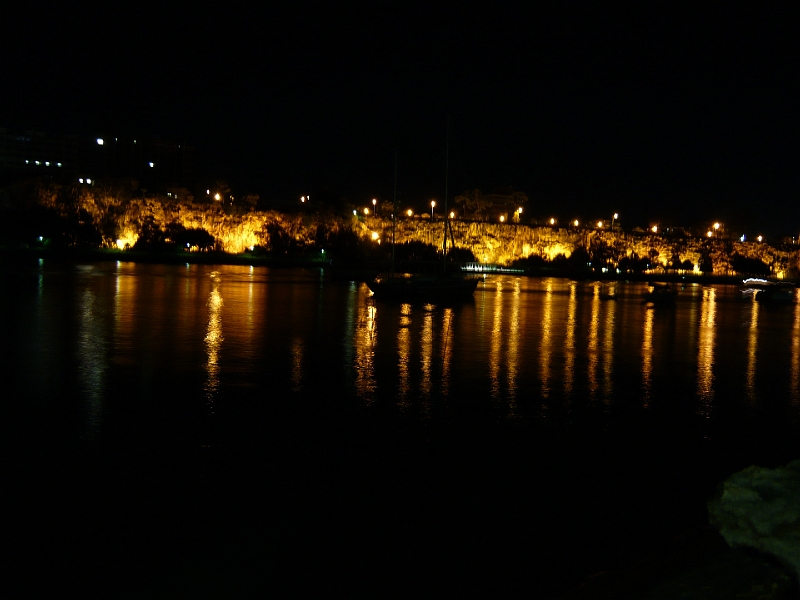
[2,4,798,235]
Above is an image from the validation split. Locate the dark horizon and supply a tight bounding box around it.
[2,4,798,236]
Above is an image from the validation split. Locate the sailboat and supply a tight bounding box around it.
[366,138,479,302]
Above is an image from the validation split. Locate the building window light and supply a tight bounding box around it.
[45,162,50,166]
[35,161,40,165]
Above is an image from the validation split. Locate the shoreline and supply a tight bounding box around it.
[1,246,796,287]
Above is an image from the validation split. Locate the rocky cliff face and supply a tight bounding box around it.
[42,189,800,277]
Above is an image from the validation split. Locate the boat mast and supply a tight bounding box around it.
[392,151,397,271]
[443,117,449,271]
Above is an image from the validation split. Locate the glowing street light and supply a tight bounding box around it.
[363,207,370,215]
[707,230,713,238]
[573,219,579,227]
[549,217,555,225]
[612,212,618,231]
[214,193,221,201]
[651,225,658,234]
[406,209,413,217]
[372,198,377,210]
[597,221,603,229]
[449,211,455,219]
[713,222,720,230]
[499,215,505,223]
[430,200,436,219]
[757,235,763,242]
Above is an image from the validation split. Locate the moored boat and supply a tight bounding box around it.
[367,271,479,301]
[644,282,677,306]
[367,124,478,303]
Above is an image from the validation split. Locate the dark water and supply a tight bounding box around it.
[4,261,800,597]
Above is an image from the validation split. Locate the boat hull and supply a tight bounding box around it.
[367,274,479,301]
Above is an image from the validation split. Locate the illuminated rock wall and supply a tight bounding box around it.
[48,189,800,276]
[368,216,799,277]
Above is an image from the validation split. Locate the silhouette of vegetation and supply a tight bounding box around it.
[394,241,439,262]
[164,222,216,251]
[731,253,770,276]
[618,252,649,273]
[510,255,548,270]
[446,246,476,264]
[699,252,714,273]
[316,227,366,261]
[134,218,215,252]
[262,222,298,255]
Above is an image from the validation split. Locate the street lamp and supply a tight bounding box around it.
[573,219,579,227]
[612,213,618,231]
[407,209,413,217]
[549,217,556,226]
[431,200,436,219]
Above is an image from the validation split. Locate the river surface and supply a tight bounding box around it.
[4,260,800,597]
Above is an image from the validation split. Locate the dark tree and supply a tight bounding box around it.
[730,253,770,276]
[699,252,714,274]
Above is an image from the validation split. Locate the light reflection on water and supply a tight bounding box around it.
[204,272,223,409]
[563,282,576,400]
[354,290,376,405]
[420,304,434,410]
[489,280,503,405]
[746,297,760,405]
[77,287,106,438]
[441,308,454,398]
[793,301,800,405]
[642,306,654,406]
[587,285,601,400]
[8,264,800,440]
[538,281,551,401]
[397,303,412,407]
[602,286,616,403]
[697,287,716,415]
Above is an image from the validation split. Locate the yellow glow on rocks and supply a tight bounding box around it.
[545,243,571,261]
[30,184,798,277]
[115,230,139,249]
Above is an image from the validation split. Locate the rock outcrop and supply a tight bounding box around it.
[708,460,800,580]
